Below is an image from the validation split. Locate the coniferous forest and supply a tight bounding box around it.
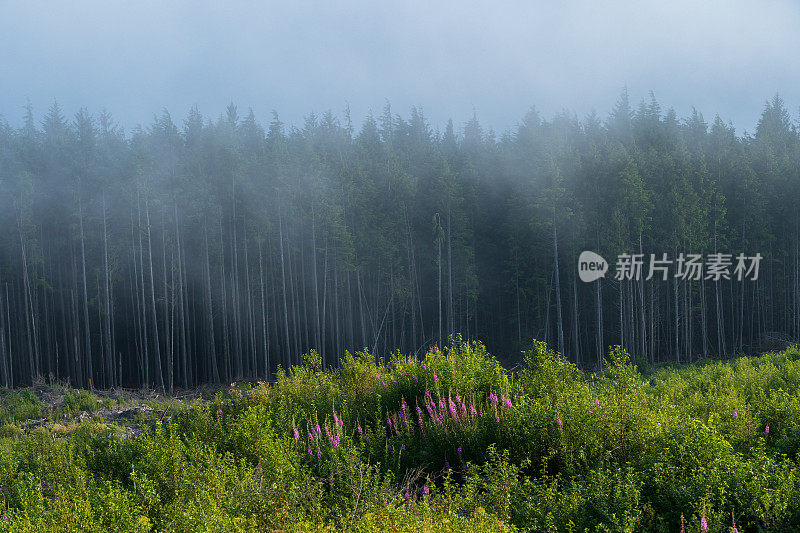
[1,93,799,390]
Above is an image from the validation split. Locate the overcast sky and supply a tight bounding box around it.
[2,0,799,136]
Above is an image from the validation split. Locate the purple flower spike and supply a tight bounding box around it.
[293,428,300,440]
[433,373,438,382]
[765,424,770,435]
[423,485,430,495]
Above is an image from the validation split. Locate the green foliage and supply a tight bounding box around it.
[59,389,100,418]
[0,390,42,422]
[0,340,800,530]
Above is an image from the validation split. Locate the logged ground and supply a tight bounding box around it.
[0,341,799,532]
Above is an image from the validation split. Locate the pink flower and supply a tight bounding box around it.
[765,424,770,435]
[595,398,600,406]
[357,425,363,435]
[469,404,477,416]
[489,392,498,405]
[412,374,418,382]
[422,485,429,495]
[700,515,708,532]
[734,410,738,419]
[217,408,223,415]
[293,428,300,440]
[433,373,438,382]
[557,417,563,428]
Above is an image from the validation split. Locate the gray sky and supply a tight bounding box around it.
[2,0,799,136]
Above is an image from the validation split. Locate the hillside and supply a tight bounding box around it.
[0,341,798,531]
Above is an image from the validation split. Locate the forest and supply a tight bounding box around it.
[0,92,799,390]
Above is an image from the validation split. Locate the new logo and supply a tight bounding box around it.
[578,251,608,282]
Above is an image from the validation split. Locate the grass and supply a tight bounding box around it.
[0,340,798,531]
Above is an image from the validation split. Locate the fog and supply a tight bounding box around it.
[3,0,800,133]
